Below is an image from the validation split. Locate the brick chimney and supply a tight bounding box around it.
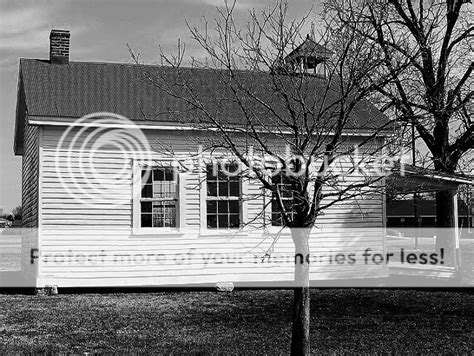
[49,29,70,64]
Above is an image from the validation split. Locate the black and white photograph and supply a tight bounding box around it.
[0,0,472,354]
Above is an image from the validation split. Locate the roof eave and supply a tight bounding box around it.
[386,165,473,195]
[27,115,392,137]
[13,63,25,156]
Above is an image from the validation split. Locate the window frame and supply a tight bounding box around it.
[200,161,246,234]
[132,160,183,236]
[270,172,296,227]
[255,164,299,228]
[205,162,242,230]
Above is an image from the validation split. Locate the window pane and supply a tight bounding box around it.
[271,213,283,226]
[207,182,217,196]
[271,198,280,211]
[152,168,175,182]
[229,200,239,213]
[169,183,177,198]
[152,202,163,228]
[153,182,163,198]
[142,170,152,184]
[141,213,152,227]
[206,164,216,179]
[282,187,293,199]
[164,203,176,227]
[228,163,239,181]
[165,169,174,181]
[207,201,217,214]
[218,181,229,196]
[153,182,172,198]
[218,200,228,214]
[227,163,239,175]
[141,201,152,213]
[217,166,227,180]
[283,200,294,210]
[141,184,152,198]
[206,163,220,180]
[229,214,239,228]
[207,215,217,228]
[271,174,281,185]
[218,215,228,228]
[153,169,164,181]
[229,181,239,196]
[153,215,164,227]
[152,201,176,228]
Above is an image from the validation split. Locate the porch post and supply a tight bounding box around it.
[453,191,460,269]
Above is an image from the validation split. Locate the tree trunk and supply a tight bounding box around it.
[290,228,311,356]
[435,190,456,265]
[436,190,456,228]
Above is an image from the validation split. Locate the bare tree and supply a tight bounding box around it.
[11,206,22,221]
[133,1,395,354]
[325,0,473,246]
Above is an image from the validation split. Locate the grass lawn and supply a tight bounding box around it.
[0,289,472,354]
[460,240,474,285]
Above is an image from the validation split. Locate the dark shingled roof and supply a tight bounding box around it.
[15,59,390,154]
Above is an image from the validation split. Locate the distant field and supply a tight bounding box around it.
[0,233,21,272]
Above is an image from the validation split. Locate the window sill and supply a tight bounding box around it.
[130,228,184,238]
[198,228,248,237]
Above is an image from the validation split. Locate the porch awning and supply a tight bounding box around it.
[385,163,473,195]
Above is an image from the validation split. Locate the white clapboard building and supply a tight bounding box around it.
[9,29,396,289]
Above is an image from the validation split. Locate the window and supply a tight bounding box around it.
[140,167,178,228]
[206,163,241,229]
[271,172,295,226]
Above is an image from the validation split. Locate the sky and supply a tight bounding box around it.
[0,0,320,213]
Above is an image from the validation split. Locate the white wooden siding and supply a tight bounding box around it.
[22,122,39,228]
[20,121,40,284]
[36,126,387,287]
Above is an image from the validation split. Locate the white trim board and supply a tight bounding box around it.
[28,118,390,137]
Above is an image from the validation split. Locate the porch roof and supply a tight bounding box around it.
[385,163,473,195]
